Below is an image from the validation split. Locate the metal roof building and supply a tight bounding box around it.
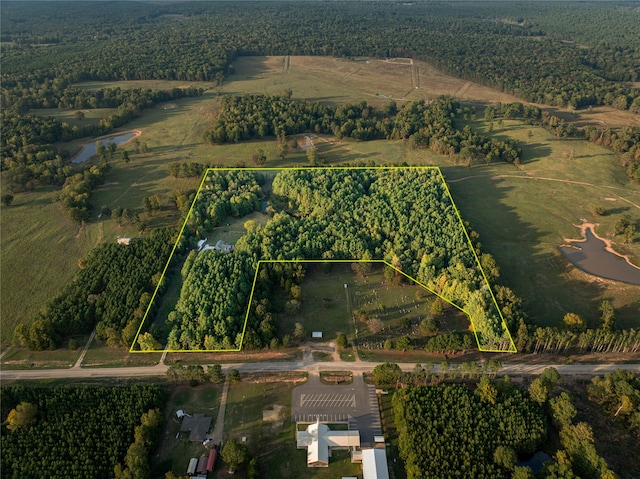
[362,448,389,479]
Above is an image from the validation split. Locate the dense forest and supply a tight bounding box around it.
[13,229,175,350]
[163,168,512,351]
[0,384,165,479]
[393,383,547,478]
[390,367,620,479]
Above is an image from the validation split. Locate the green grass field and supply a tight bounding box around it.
[0,342,85,369]
[0,189,103,346]
[81,339,162,367]
[273,262,471,349]
[442,118,640,328]
[3,54,639,353]
[74,79,221,91]
[277,264,354,342]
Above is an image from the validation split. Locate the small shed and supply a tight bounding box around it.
[312,332,323,338]
[187,457,198,476]
[196,455,208,474]
[206,449,217,471]
[117,237,132,245]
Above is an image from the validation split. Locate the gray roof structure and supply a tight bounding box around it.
[180,413,212,442]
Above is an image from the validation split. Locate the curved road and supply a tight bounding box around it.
[2,359,640,381]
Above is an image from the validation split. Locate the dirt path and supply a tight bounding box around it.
[453,81,472,98]
[210,379,229,444]
[72,329,96,369]
[110,176,145,206]
[448,173,640,209]
[159,346,169,365]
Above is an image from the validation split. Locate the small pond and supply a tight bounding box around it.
[71,132,137,164]
[518,451,552,473]
[560,226,640,285]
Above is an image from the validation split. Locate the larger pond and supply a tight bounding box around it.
[560,226,640,285]
[71,132,137,164]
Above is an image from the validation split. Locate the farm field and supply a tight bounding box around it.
[0,188,102,345]
[2,54,639,349]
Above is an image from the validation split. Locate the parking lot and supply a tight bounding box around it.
[291,374,382,446]
[299,393,356,408]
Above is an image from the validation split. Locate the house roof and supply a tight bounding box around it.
[180,413,212,442]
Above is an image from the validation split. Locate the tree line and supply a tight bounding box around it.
[588,369,640,438]
[207,94,522,165]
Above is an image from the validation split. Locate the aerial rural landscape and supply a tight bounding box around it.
[1,1,639,478]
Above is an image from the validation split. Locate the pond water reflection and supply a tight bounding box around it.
[71,132,137,164]
[560,226,640,285]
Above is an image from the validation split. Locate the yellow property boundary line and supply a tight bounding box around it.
[130,166,517,354]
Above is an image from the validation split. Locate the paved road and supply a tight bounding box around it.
[2,359,640,381]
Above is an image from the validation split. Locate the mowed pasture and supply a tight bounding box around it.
[0,188,102,345]
[273,263,471,348]
[2,54,639,350]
